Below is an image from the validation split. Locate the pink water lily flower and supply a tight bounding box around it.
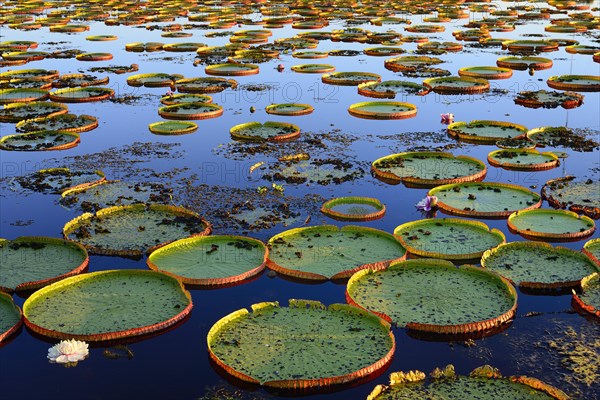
[440,113,454,124]
[48,339,89,365]
[415,195,438,211]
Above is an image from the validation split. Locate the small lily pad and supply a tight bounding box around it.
[291,64,335,73]
[158,102,223,120]
[205,63,259,76]
[230,121,300,142]
[583,239,600,267]
[320,197,386,221]
[488,149,559,171]
[0,292,22,343]
[265,103,314,116]
[458,66,513,80]
[358,80,429,98]
[508,209,595,241]
[160,93,212,105]
[321,71,381,86]
[149,121,197,135]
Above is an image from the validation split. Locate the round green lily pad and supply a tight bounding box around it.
[49,87,114,103]
[384,56,444,73]
[0,130,80,151]
[125,42,164,52]
[23,270,192,341]
[372,152,487,187]
[496,55,553,70]
[448,120,528,143]
[86,35,117,41]
[291,64,335,73]
[488,149,559,171]
[515,90,584,109]
[148,121,197,135]
[51,73,109,88]
[292,51,328,59]
[321,72,381,86]
[346,259,516,334]
[364,47,405,57]
[267,225,406,280]
[423,76,490,94]
[63,203,211,257]
[0,68,58,81]
[481,242,599,290]
[348,101,417,119]
[0,88,48,104]
[49,24,89,33]
[0,237,89,293]
[16,113,98,133]
[502,40,559,53]
[495,137,537,150]
[163,42,207,52]
[0,292,22,343]
[320,197,386,221]
[394,218,505,260]
[458,66,513,79]
[508,209,595,240]
[547,75,600,92]
[207,299,394,388]
[12,167,104,194]
[230,121,300,142]
[0,101,68,123]
[205,63,259,76]
[572,273,600,318]
[429,182,542,218]
[583,238,600,266]
[175,77,237,93]
[542,176,600,219]
[1,51,48,61]
[160,93,212,105]
[158,102,223,120]
[126,73,184,87]
[265,103,314,116]
[358,80,429,98]
[147,235,267,286]
[369,365,569,399]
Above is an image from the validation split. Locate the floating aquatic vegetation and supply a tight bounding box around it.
[0,130,80,151]
[348,101,417,119]
[23,270,192,341]
[515,90,584,109]
[429,182,542,218]
[15,113,97,133]
[0,292,23,344]
[160,93,212,105]
[583,239,600,267]
[51,73,109,88]
[363,47,405,57]
[11,167,104,194]
[347,259,517,335]
[261,156,365,186]
[367,364,568,399]
[86,35,117,41]
[322,72,381,86]
[207,299,394,388]
[158,102,223,120]
[0,88,48,104]
[458,66,513,80]
[487,149,560,171]
[87,64,138,74]
[267,225,405,280]
[357,80,429,98]
[265,103,313,116]
[0,236,88,293]
[230,121,300,142]
[49,87,114,103]
[495,137,537,150]
[547,75,600,92]
[423,76,490,94]
[371,151,486,187]
[508,209,595,241]
[481,241,599,291]
[496,56,553,71]
[502,40,559,53]
[448,120,528,144]
[76,52,113,62]
[126,73,184,88]
[394,218,505,260]
[175,77,237,93]
[0,101,68,123]
[148,121,198,135]
[205,63,259,76]
[542,176,600,219]
[320,197,385,221]
[291,64,335,73]
[572,273,600,318]
[147,235,267,286]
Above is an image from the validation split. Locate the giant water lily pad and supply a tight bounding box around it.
[481,242,599,290]
[265,103,313,116]
[51,73,109,88]
[321,72,381,86]
[160,93,212,105]
[348,101,417,119]
[12,168,104,194]
[0,88,48,104]
[358,80,429,98]
[448,120,528,143]
[542,176,600,219]
[496,56,553,70]
[205,63,259,76]
[147,235,267,286]
[0,130,80,151]
[346,259,516,335]
[458,66,513,80]
[207,299,394,388]
[583,239,600,266]
[423,76,490,94]
[149,121,197,135]
[16,113,98,133]
[320,197,386,221]
[384,56,444,73]
[291,64,335,73]
[368,365,569,399]
[572,273,600,318]
[508,209,595,241]
[0,237,88,293]
[429,182,542,218]
[547,75,600,92]
[0,292,22,343]
[158,102,223,120]
[23,270,192,341]
[515,90,584,109]
[502,40,559,53]
[126,73,184,87]
[0,69,56,82]
[394,218,505,260]
[371,152,486,187]
[175,77,237,93]
[488,149,559,171]
[267,225,406,280]
[49,87,114,103]
[0,101,68,122]
[63,203,211,257]
[230,121,300,142]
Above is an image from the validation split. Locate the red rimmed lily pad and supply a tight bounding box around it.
[205,63,259,76]
[49,87,114,103]
[158,102,223,120]
[542,176,600,219]
[175,77,237,93]
[583,239,600,267]
[160,93,212,105]
[230,121,300,142]
[547,75,600,92]
[0,88,48,104]
[291,64,335,73]
[320,197,386,221]
[508,209,595,241]
[487,149,560,171]
[515,90,584,109]
[0,293,22,344]
[16,113,97,133]
[0,130,79,151]
[348,101,417,120]
[458,66,513,80]
[0,101,68,122]
[265,103,313,116]
[321,72,381,86]
[448,120,528,144]
[148,121,197,135]
[76,52,113,62]
[127,73,184,88]
[496,56,553,70]
[423,76,490,94]
[572,273,600,318]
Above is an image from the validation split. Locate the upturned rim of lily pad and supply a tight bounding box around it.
[458,66,513,80]
[160,93,212,105]
[547,75,600,92]
[371,151,487,187]
[0,88,49,104]
[48,24,90,32]
[542,175,600,219]
[496,55,553,70]
[22,269,193,342]
[205,63,259,76]
[348,101,417,119]
[147,235,268,286]
[49,87,114,103]
[265,103,314,116]
[571,272,600,319]
[487,149,560,171]
[501,39,559,52]
[62,203,212,257]
[75,52,113,62]
[0,292,23,344]
[429,182,542,218]
[367,364,569,400]
[175,77,238,93]
[0,236,89,293]
[423,76,490,94]
[207,299,395,389]
[508,209,595,241]
[16,114,98,133]
[320,196,386,221]
[0,101,69,123]
[148,121,198,135]
[158,102,224,120]
[230,121,300,142]
[126,73,184,88]
[346,259,518,335]
[291,64,336,73]
[321,71,381,86]
[582,238,600,267]
[51,73,110,88]
[85,35,117,41]
[447,120,528,144]
[393,218,506,260]
[0,130,80,151]
[515,90,584,109]
[357,80,429,98]
[0,68,59,81]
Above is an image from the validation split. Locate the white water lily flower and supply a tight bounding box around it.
[48,339,89,364]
